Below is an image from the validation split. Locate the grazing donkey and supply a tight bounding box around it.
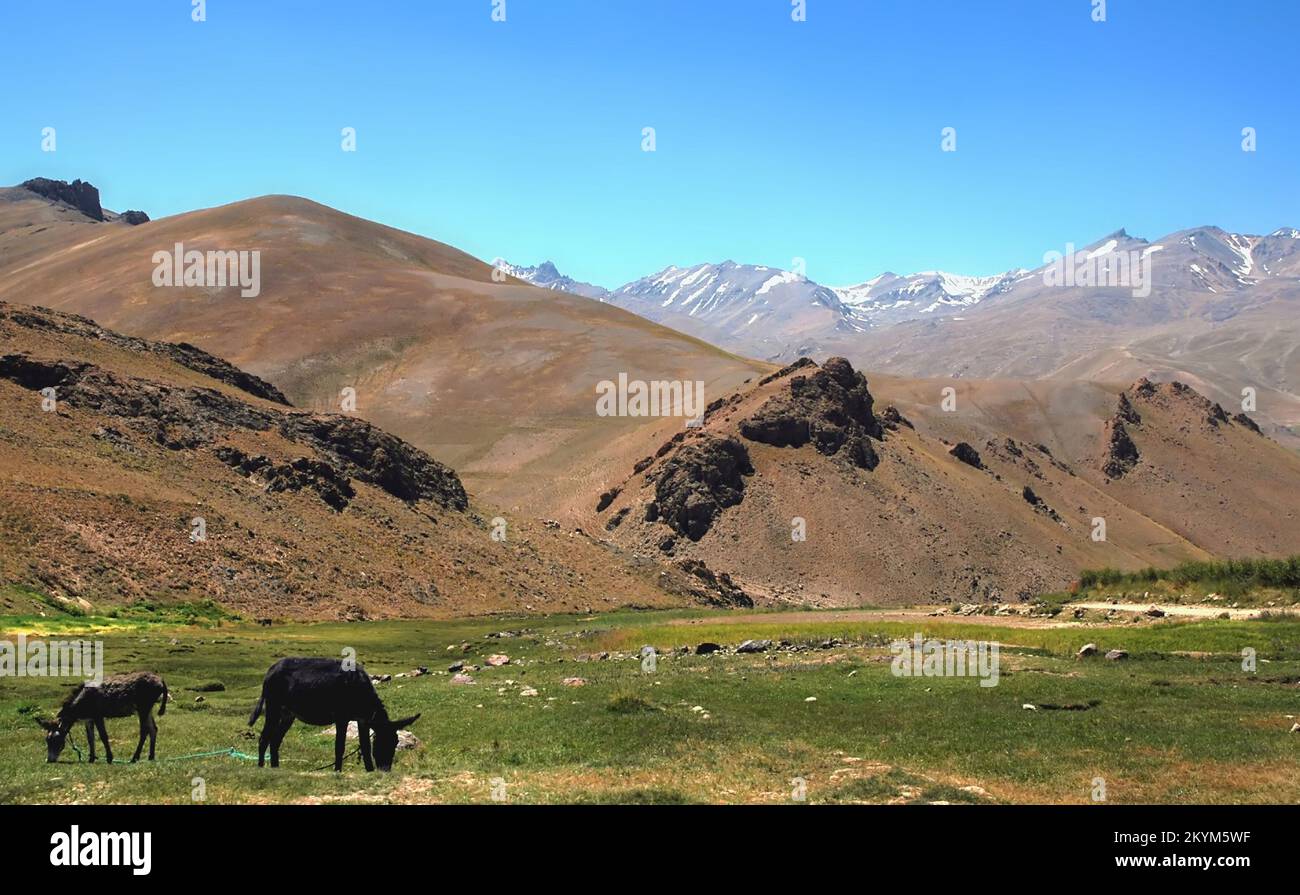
[248,657,419,772]
[39,671,168,763]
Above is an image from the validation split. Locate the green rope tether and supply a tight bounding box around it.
[159,747,262,762]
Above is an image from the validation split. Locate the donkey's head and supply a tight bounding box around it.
[38,718,69,762]
[370,713,420,772]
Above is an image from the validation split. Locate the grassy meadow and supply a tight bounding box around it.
[1,605,1298,805]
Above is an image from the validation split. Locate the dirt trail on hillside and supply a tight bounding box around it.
[1070,601,1298,620]
[665,608,1074,629]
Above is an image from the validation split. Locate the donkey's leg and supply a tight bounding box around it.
[269,713,293,768]
[95,717,113,764]
[131,709,148,763]
[86,719,96,763]
[333,720,348,772]
[358,721,374,772]
[257,703,277,767]
[147,714,158,761]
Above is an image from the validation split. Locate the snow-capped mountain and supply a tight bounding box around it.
[831,269,1028,326]
[605,262,852,360]
[505,224,1300,367]
[499,260,610,300]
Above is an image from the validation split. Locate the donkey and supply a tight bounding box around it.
[39,671,168,764]
[248,657,419,772]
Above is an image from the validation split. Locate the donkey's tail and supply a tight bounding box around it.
[247,688,265,726]
[158,678,168,716]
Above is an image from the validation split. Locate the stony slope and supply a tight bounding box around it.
[589,357,1300,606]
[0,187,769,514]
[0,303,715,619]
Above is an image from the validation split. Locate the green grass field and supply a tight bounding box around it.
[2,607,1298,804]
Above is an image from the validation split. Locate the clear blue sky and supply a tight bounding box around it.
[3,0,1297,287]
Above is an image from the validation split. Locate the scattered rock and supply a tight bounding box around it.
[322,721,420,750]
[695,642,722,655]
[674,558,753,607]
[485,654,510,667]
[949,442,983,469]
[562,677,586,687]
[1105,649,1129,661]
[450,673,475,685]
[447,661,465,673]
[736,639,771,654]
[596,487,620,513]
[1145,606,1165,618]
[1076,643,1098,659]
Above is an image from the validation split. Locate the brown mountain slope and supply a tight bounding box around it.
[0,302,719,620]
[0,188,769,514]
[590,358,1300,606]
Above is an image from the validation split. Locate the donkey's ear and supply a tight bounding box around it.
[391,713,420,729]
[36,718,58,731]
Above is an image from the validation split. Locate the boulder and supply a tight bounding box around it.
[1105,649,1129,661]
[949,442,983,469]
[736,639,772,654]
[1076,643,1098,659]
[322,721,420,750]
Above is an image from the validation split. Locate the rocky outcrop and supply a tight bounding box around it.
[949,442,983,469]
[21,177,104,221]
[1,303,288,405]
[0,354,276,449]
[757,356,817,387]
[1,302,471,513]
[1233,412,1262,434]
[119,210,150,225]
[279,413,468,509]
[674,559,753,608]
[739,356,882,470]
[880,405,913,430]
[652,435,753,541]
[0,350,468,509]
[1116,393,1142,425]
[1102,420,1140,478]
[215,446,355,511]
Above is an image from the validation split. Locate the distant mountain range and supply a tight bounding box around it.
[509,225,1300,346]
[507,225,1300,445]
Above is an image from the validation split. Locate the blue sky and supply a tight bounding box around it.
[2,0,1297,287]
